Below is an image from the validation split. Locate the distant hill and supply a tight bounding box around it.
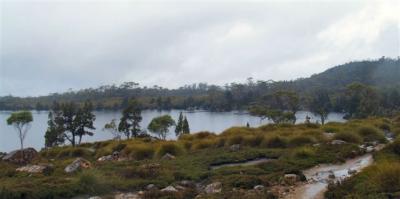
[0,58,399,111]
[293,58,400,92]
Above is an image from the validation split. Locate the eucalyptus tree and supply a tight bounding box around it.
[148,115,175,140]
[7,111,33,158]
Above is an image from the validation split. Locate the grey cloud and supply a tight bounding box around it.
[1,0,399,96]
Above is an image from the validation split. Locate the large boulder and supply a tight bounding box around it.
[16,164,54,174]
[2,148,38,164]
[204,182,222,194]
[65,158,91,173]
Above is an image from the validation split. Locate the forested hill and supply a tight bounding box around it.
[293,57,400,91]
[0,57,399,111]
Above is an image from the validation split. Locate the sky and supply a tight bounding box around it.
[0,0,399,97]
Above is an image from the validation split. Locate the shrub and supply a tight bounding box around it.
[221,127,253,136]
[56,147,92,158]
[243,135,264,147]
[293,147,315,158]
[157,142,183,156]
[370,162,400,193]
[227,135,244,145]
[130,145,155,160]
[225,175,262,189]
[192,140,215,150]
[333,132,362,143]
[216,138,226,148]
[288,135,316,147]
[194,131,216,139]
[77,171,107,194]
[112,143,127,152]
[377,123,391,131]
[392,139,400,155]
[261,136,287,148]
[182,141,193,150]
[357,126,386,143]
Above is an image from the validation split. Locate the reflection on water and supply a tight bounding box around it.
[0,110,345,152]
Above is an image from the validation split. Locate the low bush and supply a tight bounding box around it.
[392,139,400,155]
[357,126,386,143]
[333,132,362,143]
[56,147,92,159]
[369,162,400,193]
[243,135,264,147]
[157,142,183,156]
[261,136,287,148]
[192,140,215,150]
[112,143,127,152]
[293,147,315,158]
[227,135,244,145]
[129,145,155,160]
[288,135,316,147]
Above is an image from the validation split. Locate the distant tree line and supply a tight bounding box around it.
[1,58,399,118]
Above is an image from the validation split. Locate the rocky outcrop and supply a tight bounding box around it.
[97,151,120,162]
[204,182,222,194]
[16,164,54,174]
[65,158,91,173]
[2,148,38,164]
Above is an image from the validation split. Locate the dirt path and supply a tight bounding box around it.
[284,154,373,199]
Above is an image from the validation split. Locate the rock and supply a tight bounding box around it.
[205,182,222,194]
[65,158,91,173]
[146,184,157,190]
[229,144,241,152]
[89,197,102,199]
[312,143,320,147]
[175,185,186,190]
[179,180,195,187]
[254,185,265,191]
[161,153,176,160]
[366,146,375,153]
[283,174,299,185]
[114,193,140,199]
[16,164,54,174]
[331,140,347,145]
[328,173,335,179]
[2,148,38,164]
[161,185,178,192]
[348,169,357,175]
[97,155,113,162]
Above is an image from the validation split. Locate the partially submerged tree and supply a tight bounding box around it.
[118,99,143,139]
[148,115,175,140]
[7,111,33,159]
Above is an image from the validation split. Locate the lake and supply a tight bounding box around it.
[0,110,345,152]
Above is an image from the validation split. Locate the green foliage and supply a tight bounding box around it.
[333,132,362,143]
[357,126,386,143]
[288,135,316,147]
[261,136,287,148]
[392,139,400,155]
[148,115,175,140]
[118,99,142,139]
[157,142,183,156]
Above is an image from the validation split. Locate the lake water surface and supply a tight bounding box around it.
[0,110,345,152]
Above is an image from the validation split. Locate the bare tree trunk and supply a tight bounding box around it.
[18,127,24,161]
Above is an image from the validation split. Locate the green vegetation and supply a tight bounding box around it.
[6,111,33,159]
[148,115,176,140]
[1,59,399,119]
[2,117,396,198]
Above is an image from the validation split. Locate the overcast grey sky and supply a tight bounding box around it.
[0,0,399,97]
